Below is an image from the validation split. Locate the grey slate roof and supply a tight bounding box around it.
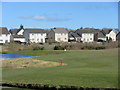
[117,32,120,40]
[0,27,9,34]
[98,31,106,38]
[68,31,79,38]
[25,28,46,33]
[75,29,99,36]
[51,27,68,33]
[102,29,112,35]
[9,29,21,35]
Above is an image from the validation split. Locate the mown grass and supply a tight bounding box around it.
[2,49,118,88]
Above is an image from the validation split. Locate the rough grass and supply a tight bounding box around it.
[2,57,64,68]
[2,50,66,55]
[2,49,118,88]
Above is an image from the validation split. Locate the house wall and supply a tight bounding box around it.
[81,33,94,42]
[106,31,116,41]
[0,34,11,43]
[47,30,55,42]
[76,37,81,42]
[17,29,24,35]
[23,30,29,43]
[55,33,68,42]
[29,33,46,43]
[98,38,106,41]
[13,38,26,42]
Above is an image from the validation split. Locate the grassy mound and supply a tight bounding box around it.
[2,57,66,68]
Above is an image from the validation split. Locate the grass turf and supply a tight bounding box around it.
[2,49,118,88]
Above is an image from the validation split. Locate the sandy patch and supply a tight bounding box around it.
[1,57,66,68]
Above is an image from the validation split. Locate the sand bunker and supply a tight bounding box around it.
[2,57,66,68]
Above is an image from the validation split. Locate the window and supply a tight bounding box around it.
[41,33,43,36]
[87,39,89,41]
[65,38,67,40]
[58,38,61,41]
[90,38,92,40]
[41,39,43,42]
[83,38,85,41]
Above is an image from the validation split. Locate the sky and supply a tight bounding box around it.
[1,2,118,30]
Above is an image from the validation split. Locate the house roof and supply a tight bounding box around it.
[25,28,46,33]
[116,32,120,40]
[102,29,112,34]
[75,29,99,36]
[51,27,68,33]
[0,27,10,34]
[68,31,79,38]
[98,31,106,38]
[12,35,25,38]
[9,29,21,35]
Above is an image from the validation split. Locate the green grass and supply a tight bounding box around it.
[2,49,118,88]
[2,87,32,90]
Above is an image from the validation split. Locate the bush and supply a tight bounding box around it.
[39,43,44,45]
[95,46,106,50]
[81,45,106,50]
[54,45,65,50]
[32,46,44,50]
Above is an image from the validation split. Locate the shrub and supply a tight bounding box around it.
[39,43,44,45]
[95,46,106,50]
[54,45,65,50]
[32,46,44,50]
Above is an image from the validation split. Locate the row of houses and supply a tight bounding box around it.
[0,25,120,44]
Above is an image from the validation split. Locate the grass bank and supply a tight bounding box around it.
[2,49,118,88]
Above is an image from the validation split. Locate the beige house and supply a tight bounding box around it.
[47,27,68,42]
[0,27,12,44]
[9,25,26,43]
[75,29,99,43]
[102,29,116,41]
[24,29,46,43]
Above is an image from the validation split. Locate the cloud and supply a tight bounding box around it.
[20,15,71,22]
[32,16,47,20]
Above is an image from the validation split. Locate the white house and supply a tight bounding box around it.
[24,29,46,43]
[47,27,68,42]
[0,27,12,44]
[75,29,99,43]
[9,25,26,43]
[102,29,116,41]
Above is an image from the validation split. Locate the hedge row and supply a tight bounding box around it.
[1,83,118,90]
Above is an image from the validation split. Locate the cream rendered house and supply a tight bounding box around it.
[9,25,26,43]
[24,29,46,43]
[75,28,99,43]
[102,29,116,41]
[0,27,12,43]
[47,27,68,42]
